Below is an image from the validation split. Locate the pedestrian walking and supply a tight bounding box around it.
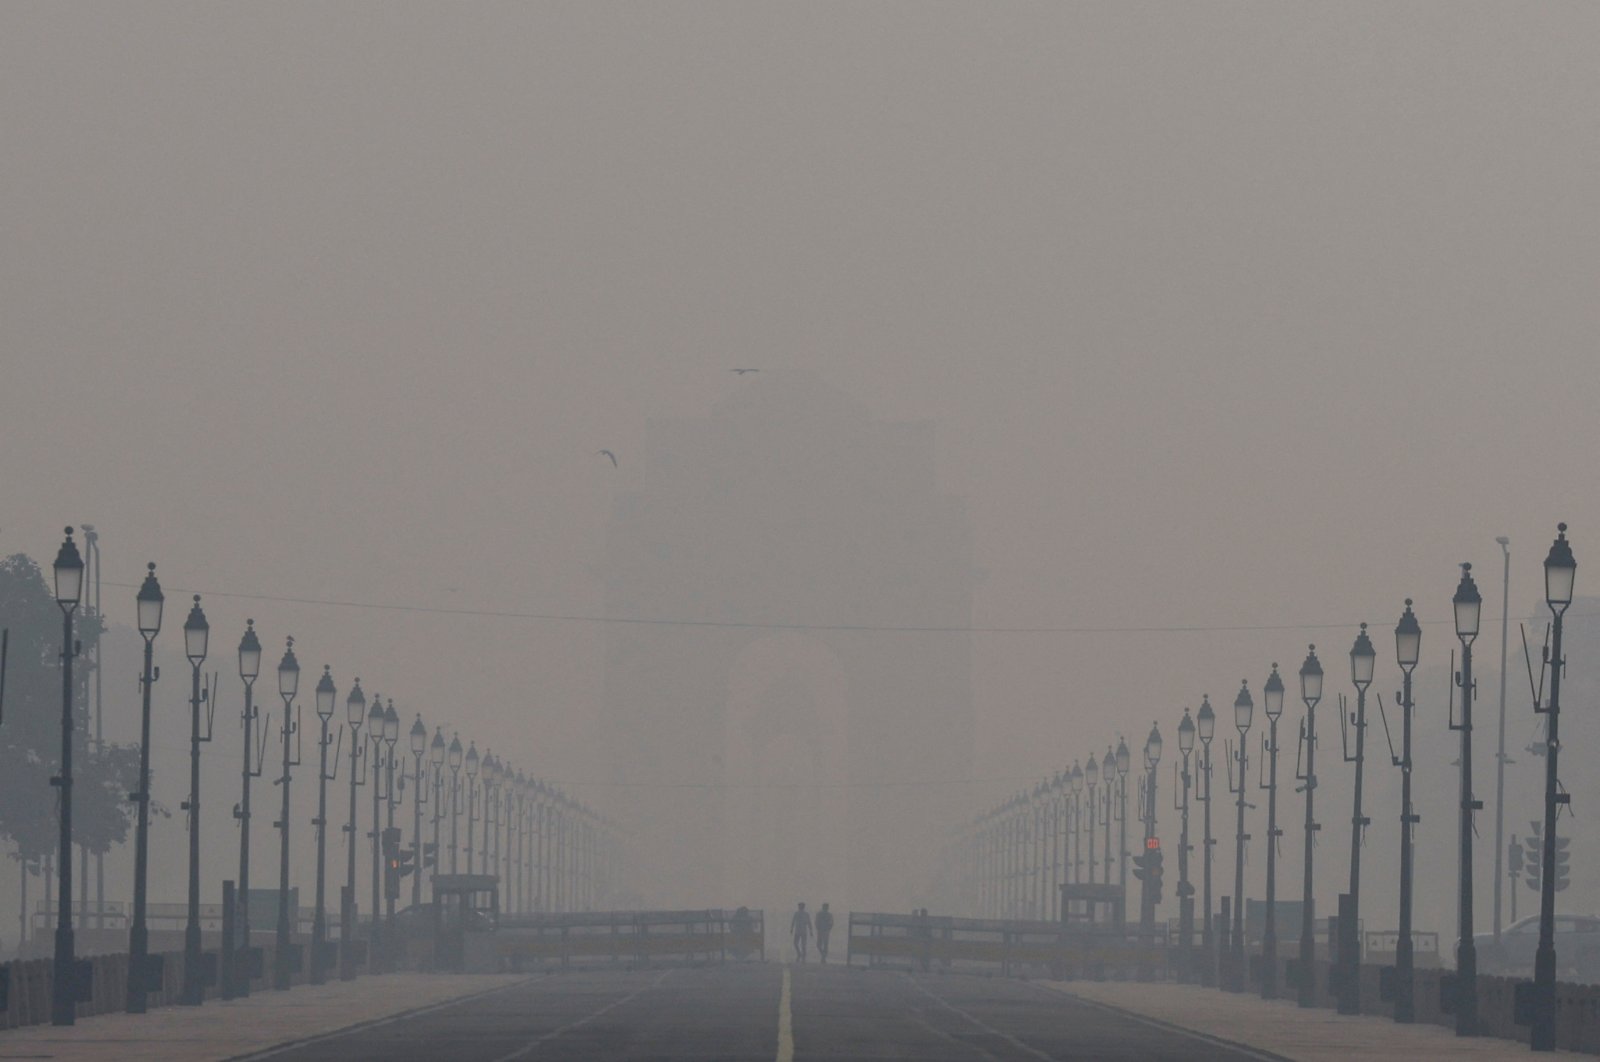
[815,903,834,964]
[791,902,812,963]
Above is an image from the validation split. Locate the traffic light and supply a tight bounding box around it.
[1524,835,1542,892]
[1147,848,1165,905]
[421,841,438,870]
[1509,840,1524,881]
[1553,837,1571,892]
[381,826,402,859]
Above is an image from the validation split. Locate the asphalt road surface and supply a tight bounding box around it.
[248,964,1280,1061]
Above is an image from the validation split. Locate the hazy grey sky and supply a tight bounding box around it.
[3,3,1599,913]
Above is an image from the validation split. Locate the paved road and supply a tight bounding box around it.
[248,964,1278,1061]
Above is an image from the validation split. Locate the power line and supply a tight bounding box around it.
[102,577,1537,636]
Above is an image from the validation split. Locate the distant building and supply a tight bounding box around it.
[602,373,974,911]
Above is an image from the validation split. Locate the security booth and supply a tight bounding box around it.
[431,874,500,972]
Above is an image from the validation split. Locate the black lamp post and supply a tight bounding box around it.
[1138,723,1162,979]
[448,734,463,873]
[430,728,446,899]
[1337,623,1376,1015]
[50,529,84,1026]
[484,753,501,885]
[179,595,210,1006]
[1228,680,1253,992]
[1295,646,1322,1008]
[1084,753,1100,897]
[410,715,427,910]
[126,563,163,1014]
[1100,751,1113,889]
[1116,737,1131,909]
[273,638,300,991]
[1532,524,1576,1051]
[310,665,337,984]
[340,680,366,981]
[381,700,399,947]
[365,696,386,971]
[1392,600,1422,1023]
[1176,711,1195,977]
[1451,564,1481,1036]
[465,742,481,873]
[1069,762,1084,906]
[1260,664,1284,999]
[233,620,264,999]
[1196,696,1216,987]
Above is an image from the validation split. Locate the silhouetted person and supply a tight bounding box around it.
[791,902,812,963]
[815,903,834,964]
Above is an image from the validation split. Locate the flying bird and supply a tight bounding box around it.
[731,368,759,375]
[598,449,618,467]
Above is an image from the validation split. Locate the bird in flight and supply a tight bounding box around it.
[598,449,618,467]
[731,368,759,375]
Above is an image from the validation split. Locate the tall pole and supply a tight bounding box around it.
[1393,602,1421,1023]
[1493,537,1510,943]
[310,667,336,985]
[1340,625,1374,1017]
[126,564,162,1014]
[384,731,397,940]
[450,767,460,874]
[1297,649,1321,1008]
[1228,684,1254,991]
[1177,733,1194,976]
[273,638,299,991]
[180,597,209,1007]
[1197,699,1215,989]
[1532,525,1574,1052]
[412,751,425,909]
[1453,565,1480,1037]
[341,682,364,983]
[1261,664,1284,1001]
[83,528,104,936]
[235,621,262,999]
[369,727,383,972]
[51,530,82,1027]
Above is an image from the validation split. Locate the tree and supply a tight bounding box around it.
[0,554,142,879]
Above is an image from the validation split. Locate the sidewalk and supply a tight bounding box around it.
[1047,981,1576,1061]
[0,973,528,1062]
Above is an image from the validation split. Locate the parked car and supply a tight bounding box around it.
[1475,914,1600,982]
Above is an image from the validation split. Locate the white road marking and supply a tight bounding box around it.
[904,975,1058,1061]
[490,969,677,1062]
[776,965,794,1062]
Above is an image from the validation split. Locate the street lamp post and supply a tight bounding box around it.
[49,529,84,1026]
[340,680,366,981]
[1116,738,1131,914]
[126,564,163,1014]
[1532,524,1576,1051]
[1260,664,1284,1000]
[1084,754,1099,904]
[1296,646,1323,1008]
[1138,724,1162,980]
[1337,624,1375,1016]
[1176,711,1196,978]
[179,595,210,1006]
[381,700,399,951]
[233,620,264,999]
[366,696,386,972]
[1391,600,1422,1022]
[272,638,301,991]
[429,729,445,900]
[448,735,463,873]
[1451,564,1481,1036]
[1228,681,1254,992]
[310,666,337,985]
[410,715,427,910]
[465,743,481,873]
[1493,536,1511,947]
[1197,696,1216,987]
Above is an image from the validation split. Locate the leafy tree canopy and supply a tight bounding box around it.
[0,553,140,864]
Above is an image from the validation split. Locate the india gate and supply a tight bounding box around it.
[602,373,976,914]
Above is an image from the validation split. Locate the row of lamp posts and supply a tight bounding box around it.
[33,529,615,1025]
[955,524,1578,1051]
